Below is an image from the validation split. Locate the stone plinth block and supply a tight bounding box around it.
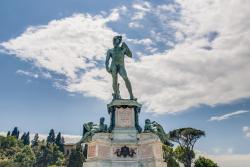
[111,128,138,142]
[107,99,142,133]
[115,107,135,128]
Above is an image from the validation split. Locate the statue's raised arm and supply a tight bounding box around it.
[121,42,132,58]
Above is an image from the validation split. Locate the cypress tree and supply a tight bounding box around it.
[20,132,30,145]
[32,133,39,147]
[24,132,30,145]
[21,132,26,141]
[60,136,65,153]
[55,132,62,146]
[11,126,20,139]
[67,145,84,167]
[55,132,64,153]
[47,129,55,144]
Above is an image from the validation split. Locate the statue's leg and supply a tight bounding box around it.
[111,66,119,99]
[119,66,134,99]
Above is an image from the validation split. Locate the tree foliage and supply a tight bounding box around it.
[169,127,205,167]
[34,142,64,167]
[55,132,64,153]
[31,133,39,147]
[174,146,195,166]
[47,129,56,144]
[21,132,30,145]
[162,145,180,167]
[0,158,16,167]
[194,156,219,167]
[67,145,85,167]
[11,127,19,139]
[13,145,36,167]
[0,135,35,167]
[0,127,65,167]
[0,135,22,158]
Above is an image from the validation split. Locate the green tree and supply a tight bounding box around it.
[55,132,64,153]
[47,129,56,144]
[13,145,36,167]
[20,132,30,145]
[24,132,30,145]
[31,133,39,147]
[194,156,219,167]
[169,127,205,167]
[0,135,22,158]
[174,146,195,166]
[34,143,64,167]
[0,135,35,167]
[0,158,15,167]
[67,145,84,167]
[20,133,26,141]
[162,145,180,167]
[11,127,19,139]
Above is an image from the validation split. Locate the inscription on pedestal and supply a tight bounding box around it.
[115,107,135,128]
[87,145,96,158]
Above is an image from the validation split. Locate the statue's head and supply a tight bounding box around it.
[100,117,105,124]
[113,35,122,47]
[145,119,151,124]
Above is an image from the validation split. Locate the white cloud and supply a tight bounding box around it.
[242,126,250,139]
[16,69,52,79]
[156,4,177,13]
[16,69,39,79]
[1,0,250,114]
[128,22,144,28]
[1,13,117,81]
[126,38,153,46]
[67,68,111,100]
[132,1,151,12]
[106,6,127,22]
[131,1,151,20]
[209,110,249,121]
[128,0,250,113]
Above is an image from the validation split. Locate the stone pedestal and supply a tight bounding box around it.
[84,100,167,167]
[84,133,167,167]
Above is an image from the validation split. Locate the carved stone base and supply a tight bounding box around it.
[84,99,167,167]
[84,133,167,167]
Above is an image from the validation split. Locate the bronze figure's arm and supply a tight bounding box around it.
[105,50,111,73]
[121,42,132,58]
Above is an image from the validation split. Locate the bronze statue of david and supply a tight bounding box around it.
[105,35,135,100]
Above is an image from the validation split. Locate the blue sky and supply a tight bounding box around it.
[0,0,250,166]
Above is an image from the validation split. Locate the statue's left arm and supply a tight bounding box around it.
[121,42,132,58]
